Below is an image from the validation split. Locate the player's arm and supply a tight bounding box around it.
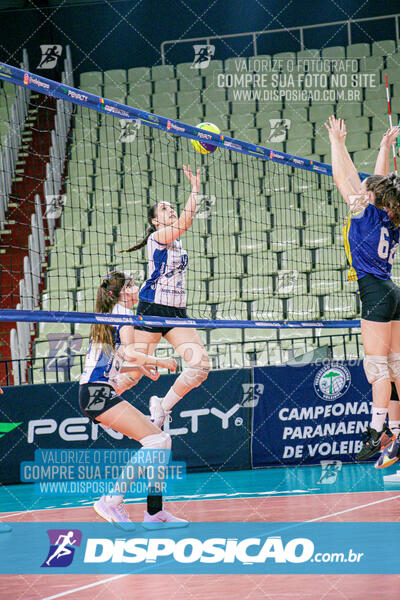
[154,165,200,245]
[374,126,400,175]
[324,116,360,205]
[119,326,177,372]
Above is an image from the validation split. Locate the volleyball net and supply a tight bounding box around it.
[0,61,369,382]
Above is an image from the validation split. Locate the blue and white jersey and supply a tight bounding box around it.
[79,303,132,388]
[139,231,188,307]
[343,203,399,281]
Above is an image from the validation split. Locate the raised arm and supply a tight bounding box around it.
[154,165,200,245]
[374,126,400,176]
[324,116,361,204]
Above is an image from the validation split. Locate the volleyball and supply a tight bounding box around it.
[191,122,220,154]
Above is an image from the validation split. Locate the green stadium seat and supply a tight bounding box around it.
[346,132,368,152]
[242,275,274,300]
[291,175,320,194]
[297,49,320,61]
[209,328,243,344]
[350,116,370,132]
[130,80,152,95]
[303,225,332,248]
[275,272,307,297]
[237,234,269,254]
[287,122,313,139]
[353,148,375,172]
[310,271,342,294]
[205,234,236,256]
[287,295,319,320]
[309,104,335,123]
[127,67,151,82]
[230,100,257,114]
[104,69,126,86]
[365,85,386,101]
[347,43,370,58]
[244,328,278,344]
[263,174,291,194]
[336,102,362,119]
[177,90,201,107]
[151,65,174,80]
[176,62,200,79]
[179,77,203,91]
[230,113,255,129]
[272,207,303,228]
[80,71,103,88]
[152,92,176,108]
[233,127,259,144]
[274,51,296,63]
[224,57,246,73]
[281,248,313,272]
[251,298,284,320]
[202,87,227,103]
[281,106,308,122]
[247,252,278,275]
[383,66,398,82]
[204,60,224,75]
[209,277,240,303]
[304,205,336,227]
[315,246,348,271]
[286,139,312,156]
[270,227,300,251]
[215,300,248,321]
[154,79,178,94]
[255,110,282,129]
[323,293,358,318]
[213,254,243,276]
[363,98,387,117]
[372,40,396,56]
[240,210,271,232]
[321,46,345,59]
[203,112,229,130]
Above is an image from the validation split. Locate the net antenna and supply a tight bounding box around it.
[384,73,398,175]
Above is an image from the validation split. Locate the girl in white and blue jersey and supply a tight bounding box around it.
[120,165,210,428]
[326,116,400,462]
[79,271,187,528]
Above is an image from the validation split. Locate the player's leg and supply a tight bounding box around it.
[149,327,210,427]
[94,400,187,528]
[356,318,392,460]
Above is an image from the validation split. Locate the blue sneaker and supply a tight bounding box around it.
[375,435,400,469]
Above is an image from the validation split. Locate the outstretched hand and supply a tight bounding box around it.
[183,164,200,192]
[324,115,347,144]
[380,126,400,149]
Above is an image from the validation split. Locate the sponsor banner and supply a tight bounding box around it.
[252,362,370,467]
[0,522,399,574]
[0,369,251,484]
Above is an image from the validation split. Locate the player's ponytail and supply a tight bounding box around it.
[119,203,158,253]
[367,173,400,227]
[90,271,126,354]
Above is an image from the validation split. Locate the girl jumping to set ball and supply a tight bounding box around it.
[120,164,210,428]
[79,270,188,528]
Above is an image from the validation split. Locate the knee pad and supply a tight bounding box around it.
[363,355,390,385]
[388,353,400,381]
[181,366,209,389]
[140,432,172,450]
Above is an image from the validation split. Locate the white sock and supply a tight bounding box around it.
[105,494,124,504]
[389,420,400,436]
[162,388,182,412]
[370,407,388,432]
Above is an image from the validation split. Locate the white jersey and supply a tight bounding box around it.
[79,303,132,389]
[139,232,188,307]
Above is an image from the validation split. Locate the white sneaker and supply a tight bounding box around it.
[94,495,136,531]
[142,509,189,529]
[149,395,170,428]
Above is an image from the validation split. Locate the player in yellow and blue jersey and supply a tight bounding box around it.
[325,116,400,461]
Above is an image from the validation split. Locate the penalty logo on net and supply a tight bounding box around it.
[314,364,351,401]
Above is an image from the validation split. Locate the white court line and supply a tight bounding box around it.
[41,575,128,600]
[0,488,396,519]
[39,492,400,600]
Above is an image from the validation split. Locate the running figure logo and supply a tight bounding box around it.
[41,529,82,567]
[37,45,62,69]
[192,45,215,69]
[268,119,291,143]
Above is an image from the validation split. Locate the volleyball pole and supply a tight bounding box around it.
[384,73,398,174]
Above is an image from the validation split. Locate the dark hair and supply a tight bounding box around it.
[119,203,158,253]
[365,173,400,227]
[90,271,126,353]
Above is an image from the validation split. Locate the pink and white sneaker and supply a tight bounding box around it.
[94,495,135,531]
[142,509,189,529]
